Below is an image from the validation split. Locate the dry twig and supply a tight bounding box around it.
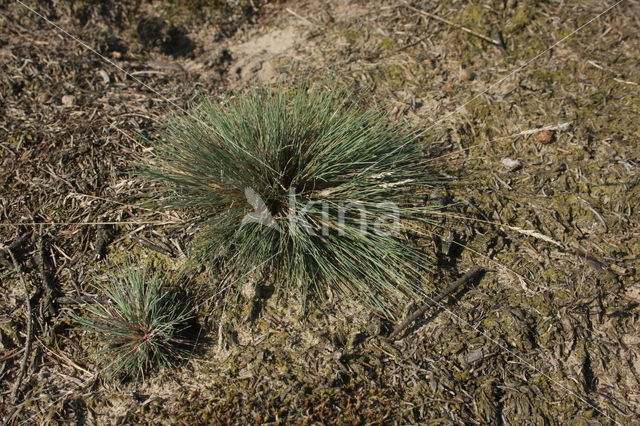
[5,247,33,404]
[389,266,486,340]
[37,230,56,318]
[286,8,314,26]
[514,121,571,136]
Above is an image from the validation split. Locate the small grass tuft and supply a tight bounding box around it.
[144,86,448,319]
[74,267,193,380]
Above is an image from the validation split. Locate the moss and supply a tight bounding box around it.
[376,64,407,89]
[378,37,395,51]
[165,0,230,19]
[631,94,640,114]
[173,0,227,12]
[504,2,538,35]
[99,239,178,276]
[499,3,557,59]
[6,131,34,150]
[458,4,488,31]
[539,267,566,282]
[5,0,639,421]
[272,56,294,73]
[465,98,492,121]
[453,370,469,381]
[0,320,20,346]
[370,62,433,91]
[343,28,363,45]
[272,57,293,68]
[529,69,557,86]
[553,27,573,40]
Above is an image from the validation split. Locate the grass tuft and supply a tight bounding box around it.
[74,268,193,380]
[144,86,447,319]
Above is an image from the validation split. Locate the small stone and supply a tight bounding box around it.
[61,95,75,107]
[459,68,474,81]
[536,130,555,144]
[240,281,256,300]
[36,92,50,103]
[466,348,484,364]
[97,70,110,84]
[441,82,455,92]
[501,157,522,171]
[622,335,640,345]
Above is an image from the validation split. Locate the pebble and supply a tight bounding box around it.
[61,95,75,107]
[459,68,474,81]
[536,130,555,144]
[97,69,110,84]
[441,82,455,92]
[240,281,256,300]
[36,92,50,103]
[622,334,640,345]
[501,157,522,171]
[466,348,484,364]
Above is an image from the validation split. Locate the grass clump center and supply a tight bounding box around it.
[145,86,446,318]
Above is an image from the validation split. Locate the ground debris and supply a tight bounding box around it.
[1,0,638,423]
